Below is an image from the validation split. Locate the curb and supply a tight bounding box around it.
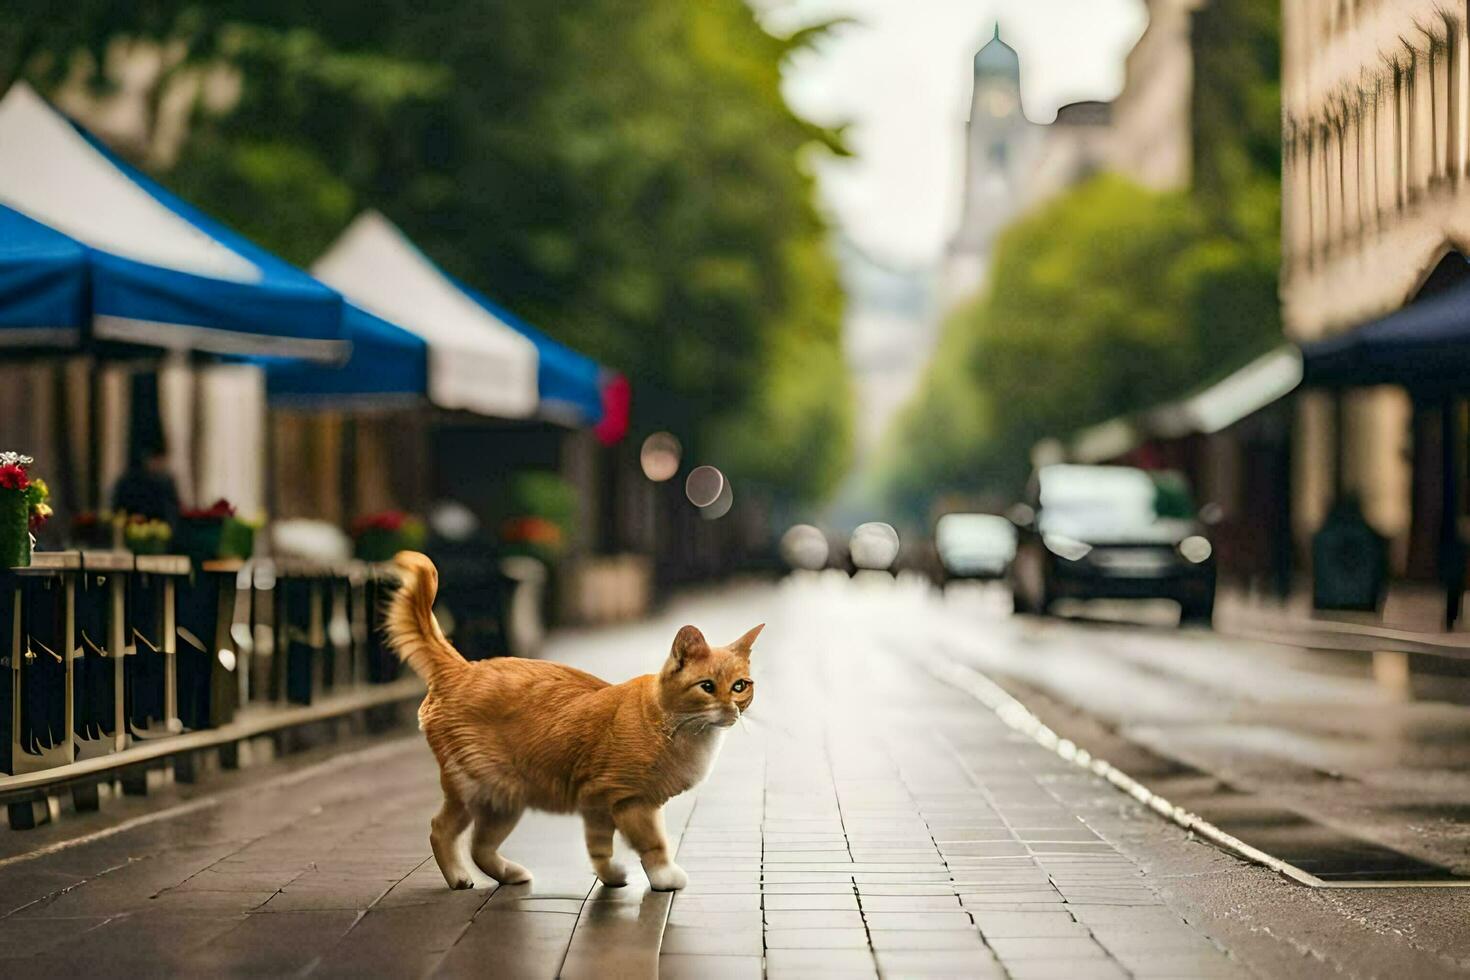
[903,641,1470,890]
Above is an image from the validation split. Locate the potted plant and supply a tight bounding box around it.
[499,471,576,566]
[0,452,49,568]
[350,511,426,562]
[72,511,121,550]
[177,498,256,562]
[123,516,172,555]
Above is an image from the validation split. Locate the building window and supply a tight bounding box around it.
[1393,61,1407,209]
[1411,45,1433,197]
[1376,72,1393,216]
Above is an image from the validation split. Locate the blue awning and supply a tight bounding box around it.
[453,277,605,427]
[0,203,86,347]
[0,82,346,361]
[262,303,427,407]
[1301,282,1470,389]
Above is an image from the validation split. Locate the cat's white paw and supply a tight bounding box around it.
[495,860,533,885]
[645,862,688,892]
[596,862,629,887]
[444,872,475,890]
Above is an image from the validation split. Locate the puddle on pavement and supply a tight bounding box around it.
[1139,748,1467,884]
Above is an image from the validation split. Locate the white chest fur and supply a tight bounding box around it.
[668,727,726,792]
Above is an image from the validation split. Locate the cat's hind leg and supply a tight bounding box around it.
[429,790,476,890]
[613,803,687,891]
[470,804,531,885]
[583,809,628,887]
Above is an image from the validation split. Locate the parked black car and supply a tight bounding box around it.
[1009,464,1217,625]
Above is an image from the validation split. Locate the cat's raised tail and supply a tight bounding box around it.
[386,551,466,685]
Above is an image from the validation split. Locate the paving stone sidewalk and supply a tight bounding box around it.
[653,589,1247,980]
[0,584,1250,978]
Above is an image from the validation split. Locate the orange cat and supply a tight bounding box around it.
[385,551,762,892]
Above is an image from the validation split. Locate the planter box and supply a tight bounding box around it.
[353,529,412,563]
[177,517,254,562]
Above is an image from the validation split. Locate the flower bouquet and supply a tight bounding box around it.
[0,452,50,568]
[350,511,426,562]
[177,498,255,561]
[123,516,172,555]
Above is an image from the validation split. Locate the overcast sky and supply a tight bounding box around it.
[752,0,1148,267]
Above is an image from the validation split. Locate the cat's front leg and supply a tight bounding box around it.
[583,809,628,887]
[613,803,687,891]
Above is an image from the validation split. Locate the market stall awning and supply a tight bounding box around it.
[0,82,346,360]
[312,212,539,418]
[1065,346,1302,463]
[1301,283,1470,388]
[0,203,86,347]
[450,277,604,426]
[262,302,428,407]
[1145,346,1302,437]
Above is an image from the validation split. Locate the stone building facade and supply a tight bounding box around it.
[945,4,1200,308]
[1282,0,1470,576]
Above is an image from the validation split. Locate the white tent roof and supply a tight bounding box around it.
[0,83,255,282]
[313,212,539,418]
[0,82,346,359]
[1149,346,1303,438]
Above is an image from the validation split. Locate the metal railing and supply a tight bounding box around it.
[0,552,419,827]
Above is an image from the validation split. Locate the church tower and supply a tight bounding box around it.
[945,26,1040,305]
[956,27,1027,250]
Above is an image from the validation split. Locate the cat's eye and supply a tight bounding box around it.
[732,680,749,693]
[699,680,716,694]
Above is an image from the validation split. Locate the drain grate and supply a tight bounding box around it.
[1143,763,1467,885]
[910,643,1470,888]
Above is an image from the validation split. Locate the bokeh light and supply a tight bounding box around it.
[849,521,901,570]
[640,432,682,482]
[700,477,734,520]
[780,524,829,570]
[685,465,725,508]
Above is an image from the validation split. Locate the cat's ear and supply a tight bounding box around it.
[730,623,765,658]
[667,625,711,673]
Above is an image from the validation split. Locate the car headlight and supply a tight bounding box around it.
[1178,535,1212,564]
[1042,534,1092,561]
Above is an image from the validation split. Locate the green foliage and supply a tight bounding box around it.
[878,173,1281,516]
[509,471,578,532]
[712,236,853,504]
[1191,0,1281,233]
[871,309,993,519]
[1,0,853,506]
[977,177,1207,482]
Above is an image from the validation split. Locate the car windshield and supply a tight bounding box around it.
[1036,465,1195,539]
[936,514,1016,558]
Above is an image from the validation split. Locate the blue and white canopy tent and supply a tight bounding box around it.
[0,82,346,361]
[305,211,539,418]
[260,209,612,426]
[260,303,428,408]
[0,203,87,349]
[451,277,605,427]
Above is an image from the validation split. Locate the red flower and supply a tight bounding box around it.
[500,516,563,546]
[182,498,237,521]
[351,511,408,536]
[0,464,28,492]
